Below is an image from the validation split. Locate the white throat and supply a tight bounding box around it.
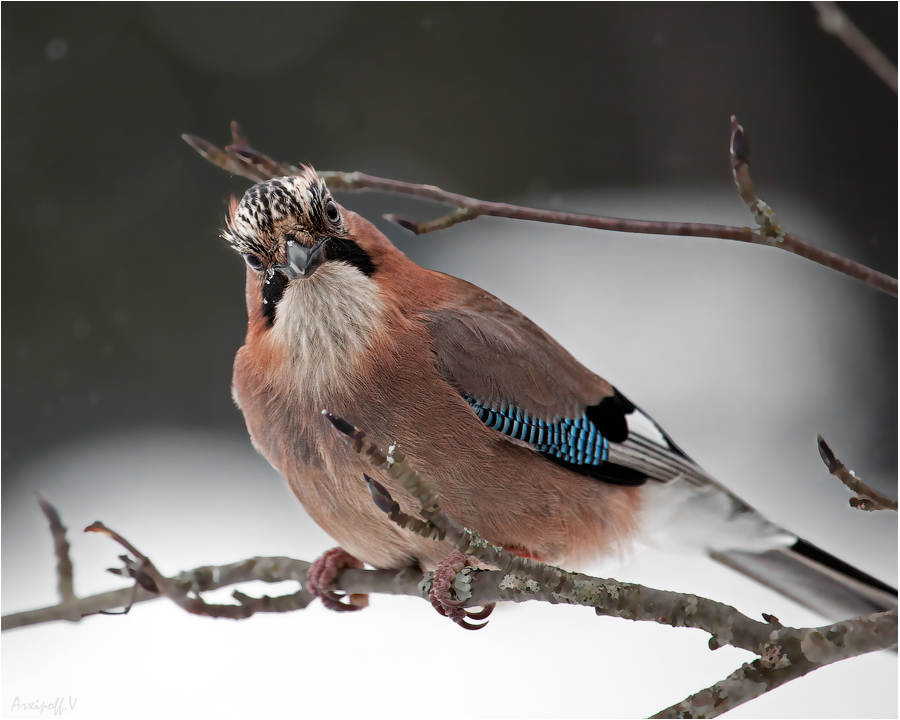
[270,263,386,397]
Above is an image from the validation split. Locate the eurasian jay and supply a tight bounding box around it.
[222,168,896,628]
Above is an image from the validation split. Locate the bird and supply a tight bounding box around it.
[221,166,896,629]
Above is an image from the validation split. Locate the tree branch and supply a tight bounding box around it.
[724,115,895,299]
[817,434,899,512]
[182,122,897,297]
[1,553,315,631]
[729,116,786,242]
[83,521,314,620]
[322,411,897,716]
[812,2,898,93]
[654,608,898,719]
[36,493,75,605]
[5,490,896,719]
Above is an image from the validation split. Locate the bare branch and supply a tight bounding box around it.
[83,521,313,620]
[324,411,898,715]
[817,434,898,512]
[36,495,75,605]
[812,2,898,93]
[728,115,898,296]
[730,116,786,242]
[8,445,896,716]
[3,584,155,631]
[655,610,898,718]
[5,491,896,720]
[2,555,315,631]
[6,540,896,659]
[182,126,897,297]
[383,207,480,235]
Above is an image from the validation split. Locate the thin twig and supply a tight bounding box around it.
[84,522,313,620]
[8,502,898,659]
[817,434,898,512]
[1,555,316,631]
[812,2,898,93]
[36,495,75,604]
[182,122,897,297]
[729,116,785,242]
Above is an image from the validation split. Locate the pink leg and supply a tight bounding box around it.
[306,547,369,612]
[429,550,495,630]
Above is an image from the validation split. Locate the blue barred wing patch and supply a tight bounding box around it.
[466,396,609,466]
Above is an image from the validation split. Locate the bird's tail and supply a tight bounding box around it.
[621,414,896,621]
[711,538,897,620]
[639,474,896,621]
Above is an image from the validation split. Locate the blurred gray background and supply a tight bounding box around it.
[2,4,897,718]
[2,3,896,475]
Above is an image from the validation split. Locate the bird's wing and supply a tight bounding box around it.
[423,278,700,487]
[424,279,898,618]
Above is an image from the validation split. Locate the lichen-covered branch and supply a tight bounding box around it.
[327,412,898,716]
[817,434,899,512]
[653,610,898,718]
[182,123,897,297]
[6,477,896,718]
[322,410,897,712]
[812,1,898,93]
[9,502,897,660]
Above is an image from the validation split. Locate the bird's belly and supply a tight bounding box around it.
[286,454,455,570]
[236,399,451,569]
[234,346,642,571]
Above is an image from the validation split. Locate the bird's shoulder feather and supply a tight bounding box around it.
[421,273,613,419]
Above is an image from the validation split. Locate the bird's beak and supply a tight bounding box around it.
[278,238,327,280]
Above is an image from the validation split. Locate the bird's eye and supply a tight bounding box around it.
[325,199,340,223]
[244,255,264,271]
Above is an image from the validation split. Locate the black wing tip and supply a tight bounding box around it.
[791,538,898,598]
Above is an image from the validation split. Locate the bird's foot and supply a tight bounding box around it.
[430,550,495,630]
[306,547,369,612]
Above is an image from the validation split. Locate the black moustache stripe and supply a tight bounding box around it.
[261,271,289,327]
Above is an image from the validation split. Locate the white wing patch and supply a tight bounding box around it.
[626,407,670,448]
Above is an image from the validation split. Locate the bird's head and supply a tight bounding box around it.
[223,168,395,329]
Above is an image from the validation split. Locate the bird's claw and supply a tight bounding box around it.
[306,547,369,612]
[429,550,494,630]
[463,604,495,621]
[451,603,497,630]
